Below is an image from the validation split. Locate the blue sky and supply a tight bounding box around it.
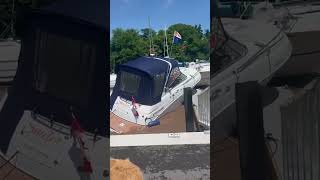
[110,0,210,34]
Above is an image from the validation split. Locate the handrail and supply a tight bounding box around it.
[240,2,252,19]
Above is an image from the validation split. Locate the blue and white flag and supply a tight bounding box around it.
[173,31,182,44]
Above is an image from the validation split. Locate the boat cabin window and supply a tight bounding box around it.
[34,29,96,108]
[153,73,165,98]
[167,67,187,89]
[119,71,141,96]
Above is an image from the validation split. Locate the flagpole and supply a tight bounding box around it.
[148,16,152,56]
[170,32,174,58]
[164,25,169,58]
[170,31,173,58]
[164,25,167,57]
[163,32,165,57]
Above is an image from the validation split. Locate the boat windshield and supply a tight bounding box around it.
[119,71,141,96]
[211,16,247,75]
[166,67,187,89]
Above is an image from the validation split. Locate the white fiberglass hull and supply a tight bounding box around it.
[198,70,210,86]
[211,21,292,121]
[253,2,320,34]
[0,40,20,83]
[110,74,116,95]
[188,62,210,86]
[3,111,108,180]
[111,67,201,126]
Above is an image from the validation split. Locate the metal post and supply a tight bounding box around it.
[184,87,194,132]
[236,81,272,180]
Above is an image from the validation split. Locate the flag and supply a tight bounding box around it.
[70,111,93,174]
[131,96,139,117]
[173,31,182,44]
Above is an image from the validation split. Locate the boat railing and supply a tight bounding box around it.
[240,2,253,19]
[193,87,210,128]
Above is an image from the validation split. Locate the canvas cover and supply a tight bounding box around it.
[0,0,108,153]
[110,57,179,108]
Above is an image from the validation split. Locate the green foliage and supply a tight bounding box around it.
[110,23,209,72]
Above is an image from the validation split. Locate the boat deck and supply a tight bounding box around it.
[110,105,192,135]
[275,31,320,77]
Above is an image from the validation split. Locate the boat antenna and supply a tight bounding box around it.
[169,31,174,58]
[10,0,15,38]
[164,25,169,58]
[163,31,165,57]
[148,16,155,56]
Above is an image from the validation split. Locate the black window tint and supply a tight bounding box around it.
[33,29,96,107]
[153,73,165,97]
[119,71,141,96]
[167,67,181,88]
[168,70,187,89]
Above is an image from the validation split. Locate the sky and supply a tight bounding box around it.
[110,0,210,35]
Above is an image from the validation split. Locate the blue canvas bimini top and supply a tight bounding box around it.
[42,0,107,30]
[110,57,180,108]
[117,57,178,77]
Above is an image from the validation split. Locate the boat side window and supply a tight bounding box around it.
[33,29,96,108]
[153,73,165,98]
[167,68,187,89]
[120,71,141,96]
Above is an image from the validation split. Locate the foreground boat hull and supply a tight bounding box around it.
[3,111,108,180]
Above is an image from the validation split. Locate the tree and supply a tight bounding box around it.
[140,28,156,40]
[110,28,149,72]
[110,23,209,72]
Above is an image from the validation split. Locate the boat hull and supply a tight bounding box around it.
[4,111,108,180]
[211,27,292,124]
[111,68,201,127]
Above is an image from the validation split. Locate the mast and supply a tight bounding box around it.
[163,34,165,57]
[148,16,155,56]
[10,0,15,38]
[164,25,169,58]
[148,16,152,56]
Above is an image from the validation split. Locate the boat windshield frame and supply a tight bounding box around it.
[211,17,248,77]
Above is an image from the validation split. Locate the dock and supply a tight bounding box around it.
[110,132,210,179]
[0,156,36,180]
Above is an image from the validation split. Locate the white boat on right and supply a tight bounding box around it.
[252,1,320,33]
[211,3,292,129]
[187,60,210,86]
[110,73,116,95]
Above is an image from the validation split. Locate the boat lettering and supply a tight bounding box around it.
[28,123,63,144]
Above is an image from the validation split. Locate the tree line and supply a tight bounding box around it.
[110,23,210,73]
